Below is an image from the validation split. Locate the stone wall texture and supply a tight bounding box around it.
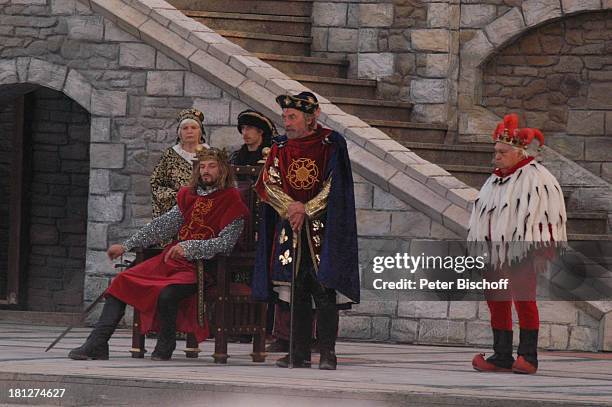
[0,104,14,300]
[483,11,612,183]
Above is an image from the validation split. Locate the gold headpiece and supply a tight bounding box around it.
[194,145,230,163]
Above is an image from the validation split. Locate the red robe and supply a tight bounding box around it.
[106,186,249,342]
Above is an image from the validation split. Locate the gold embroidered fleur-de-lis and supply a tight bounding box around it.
[279,249,292,265]
[312,235,321,247]
[312,220,324,231]
[279,228,288,244]
[315,254,321,264]
[274,157,279,167]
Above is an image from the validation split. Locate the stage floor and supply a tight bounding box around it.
[0,322,610,406]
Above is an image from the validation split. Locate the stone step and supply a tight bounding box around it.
[293,74,377,99]
[369,119,447,144]
[328,97,412,122]
[184,11,311,37]
[217,29,311,56]
[566,211,609,235]
[168,0,313,17]
[253,53,349,78]
[442,164,491,189]
[405,142,494,167]
[0,310,81,326]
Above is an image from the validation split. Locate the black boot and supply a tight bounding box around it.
[513,329,538,374]
[314,291,339,370]
[151,306,177,361]
[486,329,515,368]
[68,296,125,360]
[472,329,514,372]
[276,299,312,368]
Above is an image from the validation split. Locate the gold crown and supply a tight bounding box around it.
[495,129,525,148]
[194,145,230,163]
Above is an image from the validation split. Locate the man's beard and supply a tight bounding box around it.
[198,178,217,189]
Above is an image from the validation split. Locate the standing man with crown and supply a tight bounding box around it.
[252,92,359,370]
[469,113,567,374]
[68,147,248,361]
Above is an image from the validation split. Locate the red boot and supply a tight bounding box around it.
[512,355,538,374]
[472,353,513,372]
[512,329,539,374]
[472,329,514,372]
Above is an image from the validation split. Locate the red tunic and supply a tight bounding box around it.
[106,186,249,342]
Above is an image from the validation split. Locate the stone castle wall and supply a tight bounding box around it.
[483,11,612,183]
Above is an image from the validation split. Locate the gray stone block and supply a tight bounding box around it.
[411,29,449,52]
[146,71,184,96]
[119,43,156,68]
[90,118,111,142]
[411,79,446,103]
[460,5,496,28]
[449,301,478,320]
[339,315,371,339]
[428,3,449,28]
[359,3,393,27]
[356,209,390,236]
[312,2,347,27]
[539,301,577,324]
[373,187,410,210]
[357,53,394,79]
[63,69,92,112]
[83,275,110,303]
[193,98,230,126]
[89,169,110,194]
[28,58,67,91]
[550,324,569,350]
[398,301,448,319]
[419,319,465,344]
[91,89,127,116]
[88,193,124,222]
[156,52,185,70]
[358,28,378,53]
[372,317,390,341]
[567,111,605,135]
[311,27,329,52]
[66,16,104,41]
[184,72,222,98]
[423,53,449,78]
[390,211,431,237]
[484,8,525,47]
[522,0,562,27]
[90,143,125,169]
[585,138,612,161]
[328,28,358,52]
[0,59,17,84]
[568,326,598,351]
[104,20,138,42]
[86,222,109,250]
[466,321,493,345]
[390,318,418,343]
[51,0,77,14]
[354,182,373,209]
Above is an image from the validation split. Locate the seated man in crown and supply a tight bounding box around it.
[68,148,249,361]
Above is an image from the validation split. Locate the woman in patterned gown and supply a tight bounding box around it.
[150,108,210,218]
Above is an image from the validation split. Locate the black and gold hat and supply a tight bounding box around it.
[237,109,278,137]
[275,91,319,114]
[176,108,206,142]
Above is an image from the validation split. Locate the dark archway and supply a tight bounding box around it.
[0,85,90,312]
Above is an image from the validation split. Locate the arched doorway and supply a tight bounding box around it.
[0,85,90,312]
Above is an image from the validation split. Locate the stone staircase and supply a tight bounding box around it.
[168,0,610,243]
[169,0,426,136]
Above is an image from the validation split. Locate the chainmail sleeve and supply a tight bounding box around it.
[178,217,245,260]
[122,206,184,251]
